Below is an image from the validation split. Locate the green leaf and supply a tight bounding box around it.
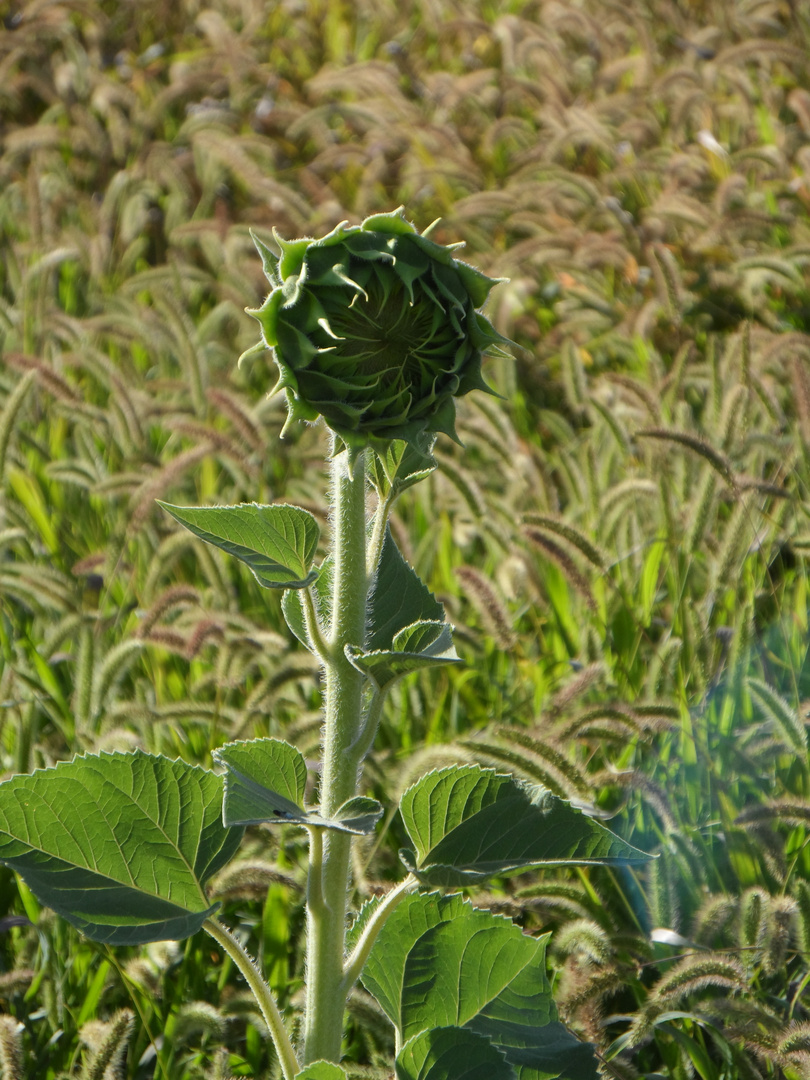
[396,1027,514,1080]
[76,958,112,1027]
[366,893,599,1080]
[347,621,462,690]
[467,1019,599,1080]
[158,502,320,589]
[215,739,382,835]
[369,436,438,501]
[367,529,444,651]
[332,796,384,834]
[347,894,379,946]
[394,622,454,653]
[400,765,651,885]
[0,751,242,945]
[639,537,666,624]
[215,738,308,825]
[363,892,556,1039]
[396,902,554,1041]
[7,469,59,555]
[361,892,468,1025]
[294,1063,348,1080]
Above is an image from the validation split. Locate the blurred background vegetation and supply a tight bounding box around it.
[2,0,810,1076]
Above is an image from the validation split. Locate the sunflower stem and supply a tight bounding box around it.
[303,447,369,1064]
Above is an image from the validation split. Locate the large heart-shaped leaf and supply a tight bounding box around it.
[0,751,242,944]
[363,892,599,1080]
[396,1027,514,1080]
[399,765,650,885]
[159,502,320,588]
[362,893,552,1037]
[467,1018,599,1080]
[215,739,382,835]
[357,891,467,1026]
[397,905,554,1040]
[346,621,462,691]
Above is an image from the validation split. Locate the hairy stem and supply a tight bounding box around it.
[303,448,369,1064]
[204,917,299,1080]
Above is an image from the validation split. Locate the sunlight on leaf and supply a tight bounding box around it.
[0,751,242,944]
[159,502,320,588]
[399,765,651,885]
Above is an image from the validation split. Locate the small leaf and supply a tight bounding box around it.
[215,739,381,835]
[214,738,308,825]
[0,751,242,945]
[400,765,650,885]
[367,530,444,651]
[346,894,381,953]
[159,502,320,589]
[369,436,438,501]
[347,621,462,690]
[394,622,453,653]
[295,1063,348,1080]
[333,796,384,834]
[396,1027,514,1080]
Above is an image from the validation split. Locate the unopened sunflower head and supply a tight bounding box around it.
[242,208,510,450]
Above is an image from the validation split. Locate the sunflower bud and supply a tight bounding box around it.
[243,208,509,449]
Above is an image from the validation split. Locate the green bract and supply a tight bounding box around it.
[244,208,509,449]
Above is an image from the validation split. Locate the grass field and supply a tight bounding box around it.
[3,0,810,1076]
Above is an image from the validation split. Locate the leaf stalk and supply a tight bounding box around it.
[303,585,333,665]
[203,917,299,1080]
[340,874,416,994]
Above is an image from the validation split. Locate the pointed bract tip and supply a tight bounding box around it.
[237,340,267,369]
